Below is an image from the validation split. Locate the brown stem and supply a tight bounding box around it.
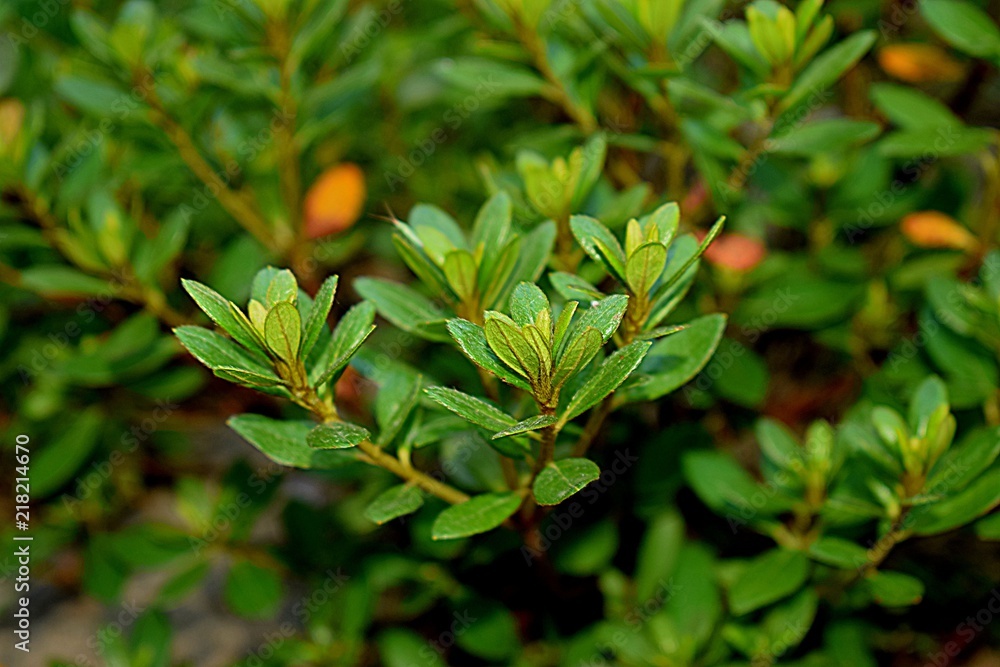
[144,88,276,250]
[301,386,470,505]
[512,17,598,134]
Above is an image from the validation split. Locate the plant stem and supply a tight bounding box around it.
[512,17,598,134]
[299,386,470,505]
[144,88,276,251]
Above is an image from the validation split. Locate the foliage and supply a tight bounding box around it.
[1,0,1000,665]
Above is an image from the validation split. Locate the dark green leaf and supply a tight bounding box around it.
[365,485,424,524]
[431,492,523,540]
[308,422,370,449]
[533,458,600,506]
[729,549,809,615]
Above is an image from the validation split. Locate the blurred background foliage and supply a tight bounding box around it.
[1,0,1000,665]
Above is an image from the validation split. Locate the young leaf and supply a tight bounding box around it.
[447,319,532,391]
[264,302,302,363]
[625,242,668,296]
[480,237,521,308]
[644,201,679,246]
[729,549,809,615]
[300,275,338,357]
[424,386,517,431]
[484,314,542,382]
[307,422,370,449]
[492,414,558,439]
[550,271,605,302]
[431,492,523,540]
[510,282,550,327]
[570,215,627,281]
[365,485,425,525]
[264,269,298,307]
[560,341,651,424]
[552,326,603,388]
[181,280,265,354]
[533,458,600,505]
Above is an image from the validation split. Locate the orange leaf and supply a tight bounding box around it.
[901,211,977,250]
[304,163,366,239]
[700,232,767,272]
[878,44,964,83]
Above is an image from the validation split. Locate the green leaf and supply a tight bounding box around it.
[480,237,522,308]
[300,275,338,357]
[307,422,370,449]
[729,549,810,615]
[561,341,651,423]
[575,293,630,343]
[808,536,868,569]
[616,314,727,403]
[443,250,478,301]
[447,319,532,391]
[552,326,603,387]
[493,414,557,439]
[214,366,285,388]
[762,590,818,656]
[431,492,523,540]
[927,427,1000,494]
[354,277,449,342]
[756,418,802,469]
[770,119,880,156]
[484,314,542,382]
[510,282,550,327]
[634,510,684,602]
[472,191,513,256]
[365,485,425,524]
[31,409,103,498]
[922,0,1000,58]
[18,266,116,297]
[683,450,788,516]
[870,83,960,131]
[228,414,352,469]
[625,242,668,296]
[262,268,297,307]
[909,375,949,435]
[375,373,422,446]
[910,467,1000,535]
[311,301,377,386]
[264,302,301,362]
[510,221,557,287]
[410,203,465,247]
[779,30,876,113]
[533,458,601,505]
[175,326,273,375]
[181,279,264,354]
[224,561,283,619]
[424,386,517,431]
[974,512,1000,540]
[570,215,627,281]
[865,571,924,607]
[550,271,605,301]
